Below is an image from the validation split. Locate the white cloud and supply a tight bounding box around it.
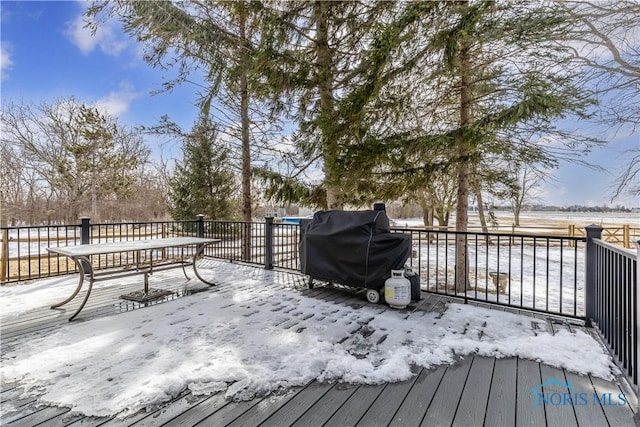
[93,82,139,117]
[0,42,13,80]
[65,13,127,56]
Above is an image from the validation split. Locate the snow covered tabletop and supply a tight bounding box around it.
[46,237,220,257]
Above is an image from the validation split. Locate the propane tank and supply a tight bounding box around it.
[385,269,411,309]
[404,265,422,301]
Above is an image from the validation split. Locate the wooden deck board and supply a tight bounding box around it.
[420,357,474,426]
[225,389,300,427]
[96,390,200,427]
[194,398,260,426]
[259,381,333,427]
[539,364,578,427]
[484,357,517,426]
[516,359,547,427]
[1,405,44,426]
[64,413,113,426]
[452,356,495,427]
[355,375,420,427]
[323,384,386,427]
[564,371,609,427]
[290,383,357,427]
[1,264,637,427]
[389,366,446,427]
[590,375,638,427]
[158,394,229,427]
[16,406,71,426]
[0,384,22,404]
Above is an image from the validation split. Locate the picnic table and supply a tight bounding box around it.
[47,237,220,321]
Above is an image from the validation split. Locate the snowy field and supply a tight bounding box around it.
[391,210,639,228]
[0,261,617,419]
[514,211,638,226]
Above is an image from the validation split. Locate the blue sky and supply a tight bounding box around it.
[1,1,199,157]
[1,1,638,208]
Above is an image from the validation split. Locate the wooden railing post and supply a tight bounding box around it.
[265,217,274,270]
[1,229,8,282]
[623,224,630,248]
[585,224,603,326]
[569,224,575,247]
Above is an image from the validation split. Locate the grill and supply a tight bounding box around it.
[299,206,411,303]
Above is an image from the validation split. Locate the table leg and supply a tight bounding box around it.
[144,272,149,293]
[51,256,88,309]
[50,255,95,321]
[180,247,191,281]
[192,243,216,286]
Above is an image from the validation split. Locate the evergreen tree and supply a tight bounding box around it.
[255,1,433,209]
[303,1,598,290]
[87,1,266,224]
[168,120,236,221]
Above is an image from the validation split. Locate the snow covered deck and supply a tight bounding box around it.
[1,261,637,426]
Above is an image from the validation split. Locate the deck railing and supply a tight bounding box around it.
[270,222,587,320]
[585,225,639,402]
[0,216,587,317]
[0,218,206,282]
[1,216,638,398]
[390,228,585,318]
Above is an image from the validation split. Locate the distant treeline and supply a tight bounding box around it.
[527,205,636,213]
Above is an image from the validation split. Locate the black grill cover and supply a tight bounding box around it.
[299,210,411,290]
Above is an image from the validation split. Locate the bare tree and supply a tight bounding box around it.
[1,98,149,223]
[612,147,640,201]
[0,141,24,226]
[561,1,640,202]
[505,163,548,227]
[563,0,640,133]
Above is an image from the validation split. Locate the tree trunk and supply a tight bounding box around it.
[455,162,469,293]
[418,191,434,227]
[423,210,433,228]
[239,5,252,261]
[511,185,523,228]
[315,1,342,211]
[471,173,492,245]
[434,205,449,228]
[476,191,488,233]
[325,189,343,211]
[513,206,521,227]
[91,168,97,222]
[455,2,472,293]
